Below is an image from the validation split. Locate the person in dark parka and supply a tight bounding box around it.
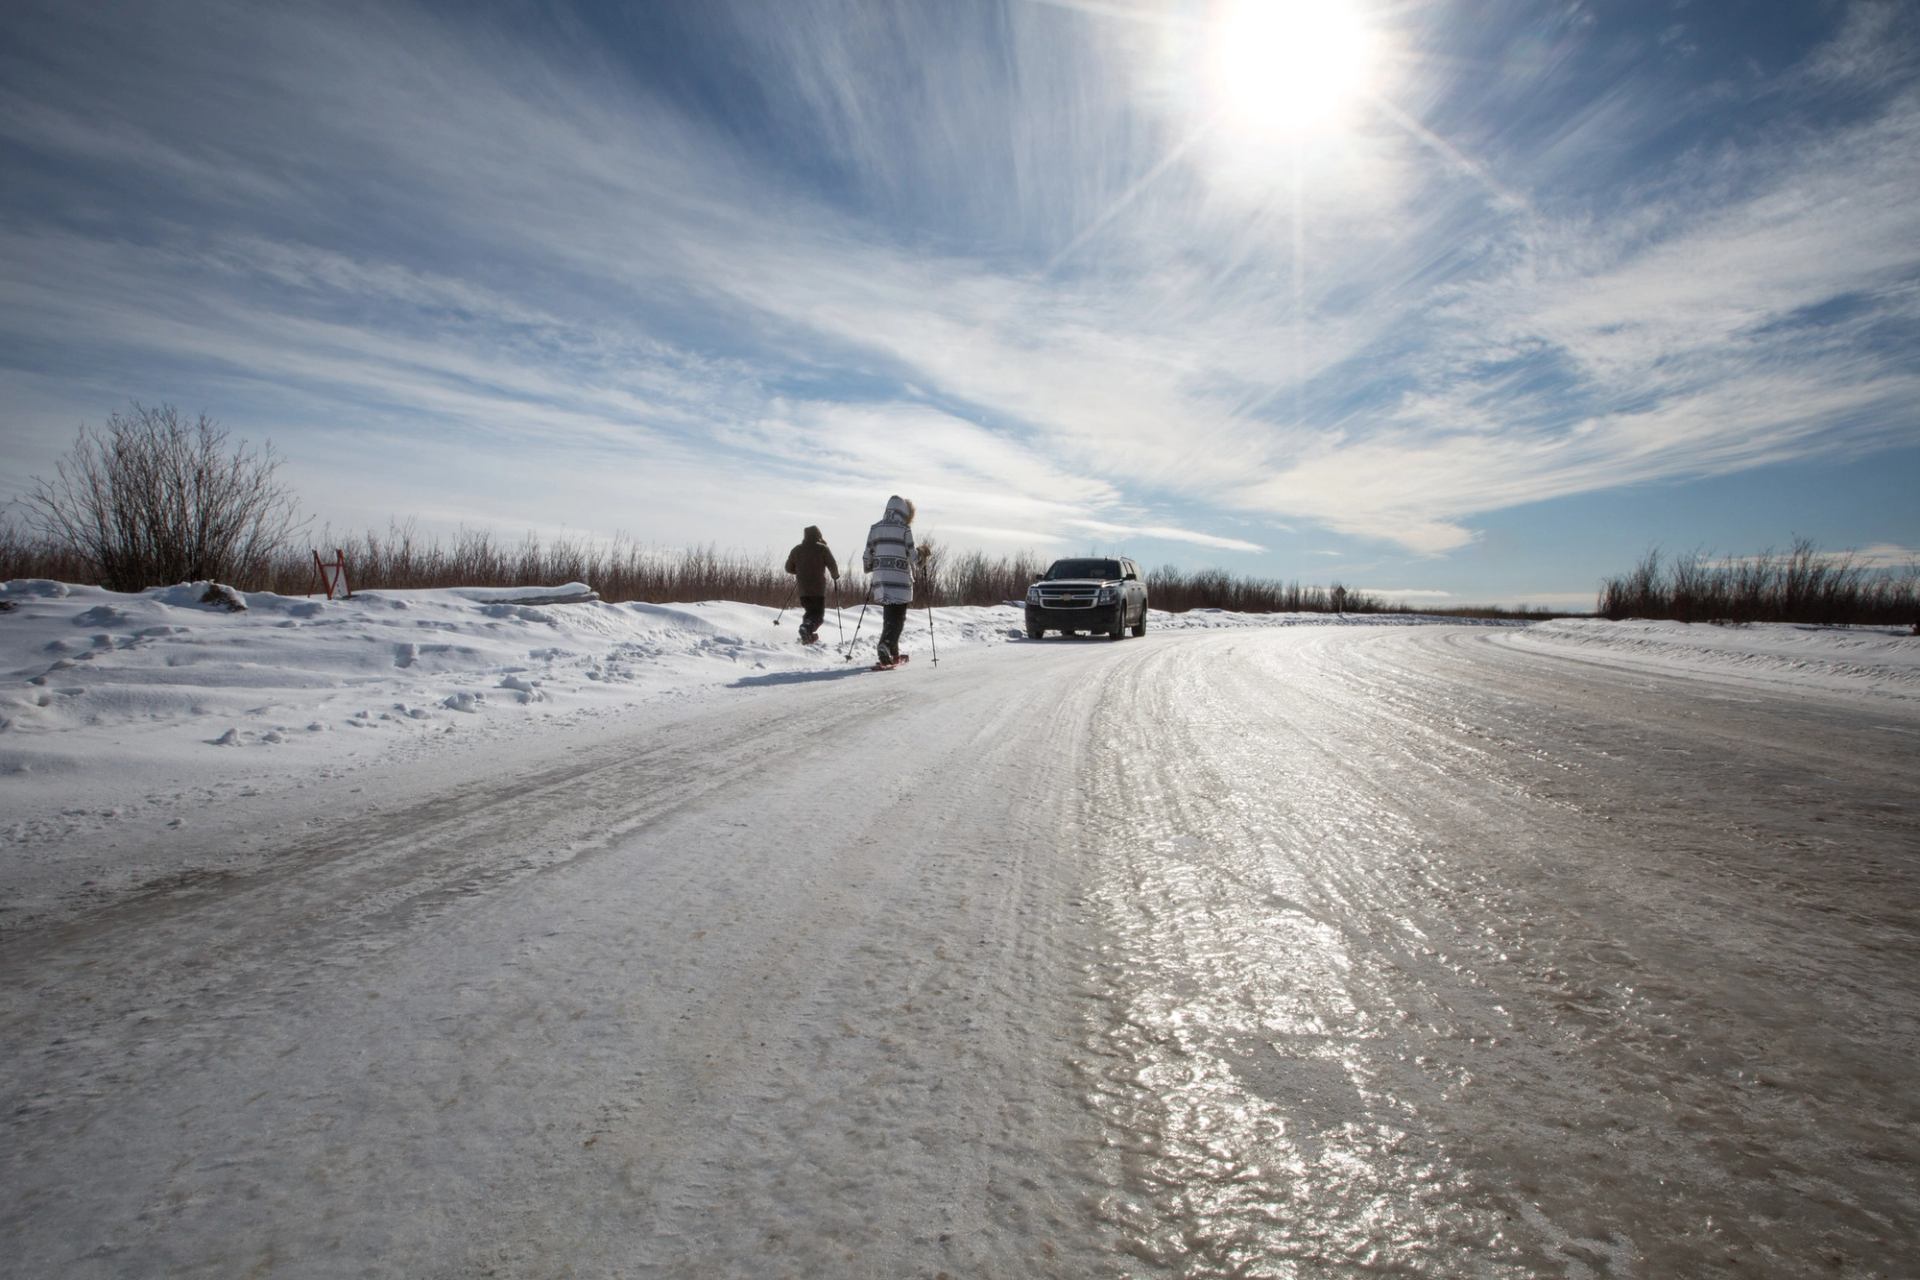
[784,525,840,644]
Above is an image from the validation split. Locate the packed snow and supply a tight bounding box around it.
[3,577,1911,932]
[0,580,1466,775]
[4,580,1917,1275]
[0,579,1477,926]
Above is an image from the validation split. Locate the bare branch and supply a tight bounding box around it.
[20,403,307,592]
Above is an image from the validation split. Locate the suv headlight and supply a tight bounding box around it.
[1026,585,1044,602]
[1096,586,1118,604]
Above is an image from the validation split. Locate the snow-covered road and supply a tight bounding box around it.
[5,624,1918,1277]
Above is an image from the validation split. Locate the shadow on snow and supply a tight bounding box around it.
[728,665,877,689]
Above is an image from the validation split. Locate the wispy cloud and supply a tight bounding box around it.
[0,0,1914,580]
[1707,544,1920,573]
[1855,544,1920,571]
[1063,518,1265,553]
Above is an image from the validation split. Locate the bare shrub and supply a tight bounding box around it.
[913,535,942,601]
[6,491,1567,618]
[936,547,1048,605]
[1142,563,1382,614]
[1597,539,1918,626]
[1599,547,1663,621]
[1667,550,1708,623]
[254,530,1399,613]
[21,404,304,592]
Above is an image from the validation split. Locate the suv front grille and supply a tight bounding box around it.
[1035,588,1100,608]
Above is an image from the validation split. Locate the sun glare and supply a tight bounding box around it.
[1210,0,1376,139]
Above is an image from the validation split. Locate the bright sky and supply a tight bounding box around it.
[2,0,1917,609]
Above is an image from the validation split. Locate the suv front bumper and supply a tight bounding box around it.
[1026,603,1122,630]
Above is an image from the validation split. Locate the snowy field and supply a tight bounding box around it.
[4,580,1918,1277]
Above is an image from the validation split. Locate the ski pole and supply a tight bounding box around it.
[834,581,845,644]
[843,597,870,661]
[925,597,939,666]
[772,587,795,626]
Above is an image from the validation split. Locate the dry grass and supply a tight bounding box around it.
[0,524,95,585]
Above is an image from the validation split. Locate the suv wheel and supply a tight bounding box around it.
[1027,626,1044,640]
[1131,607,1147,638]
[1109,609,1126,640]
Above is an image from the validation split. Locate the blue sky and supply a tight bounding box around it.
[2,0,1917,609]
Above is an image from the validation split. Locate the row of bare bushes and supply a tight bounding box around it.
[2,519,1424,614]
[1140,567,1385,614]
[3,518,838,604]
[1598,540,1920,626]
[907,543,1394,613]
[291,524,826,606]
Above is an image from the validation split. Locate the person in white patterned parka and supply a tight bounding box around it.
[861,495,917,667]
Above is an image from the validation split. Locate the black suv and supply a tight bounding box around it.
[1024,557,1148,640]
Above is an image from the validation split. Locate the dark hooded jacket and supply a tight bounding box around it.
[784,526,840,596]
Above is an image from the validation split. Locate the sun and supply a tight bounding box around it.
[1209,0,1377,139]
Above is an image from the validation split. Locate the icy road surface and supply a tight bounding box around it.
[4,625,1918,1277]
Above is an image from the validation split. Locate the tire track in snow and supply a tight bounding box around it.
[2,684,934,1274]
[591,649,1125,1279]
[1,640,1135,1278]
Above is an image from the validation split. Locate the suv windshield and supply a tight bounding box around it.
[1044,558,1123,581]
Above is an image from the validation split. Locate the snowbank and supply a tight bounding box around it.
[1512,617,1920,702]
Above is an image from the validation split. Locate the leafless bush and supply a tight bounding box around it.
[1667,550,1709,623]
[247,530,814,605]
[1599,548,1665,621]
[1141,564,1385,614]
[1598,538,1918,625]
[19,404,304,592]
[906,547,1390,612]
[911,545,1046,606]
[6,498,1563,618]
[268,531,1404,613]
